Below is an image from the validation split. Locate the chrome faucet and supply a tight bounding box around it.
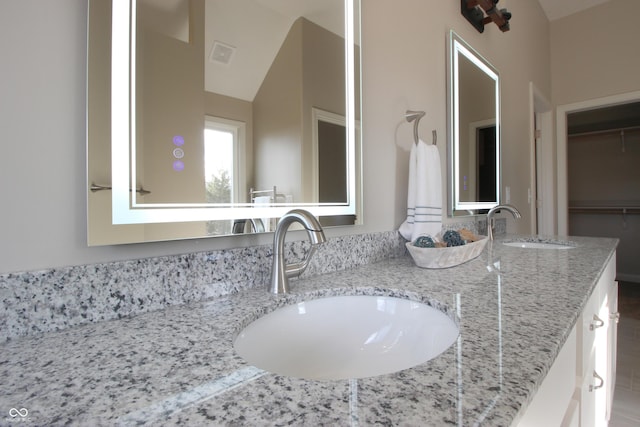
[269,209,326,294]
[487,204,522,240]
[232,218,265,234]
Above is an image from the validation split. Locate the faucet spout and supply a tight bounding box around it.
[270,209,326,294]
[487,204,521,240]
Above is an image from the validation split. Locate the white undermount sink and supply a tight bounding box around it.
[234,295,459,380]
[503,239,575,250]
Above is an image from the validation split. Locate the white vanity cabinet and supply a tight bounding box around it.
[517,253,618,427]
[578,253,618,427]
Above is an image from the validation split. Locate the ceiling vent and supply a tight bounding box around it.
[209,41,235,65]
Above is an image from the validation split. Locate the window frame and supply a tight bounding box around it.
[204,115,246,204]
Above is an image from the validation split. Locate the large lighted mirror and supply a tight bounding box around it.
[447,30,500,216]
[87,0,361,245]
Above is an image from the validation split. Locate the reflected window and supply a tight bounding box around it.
[204,116,244,204]
[204,116,244,236]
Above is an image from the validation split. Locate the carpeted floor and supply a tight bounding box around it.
[618,281,640,320]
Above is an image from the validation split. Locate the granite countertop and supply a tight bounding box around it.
[0,235,617,426]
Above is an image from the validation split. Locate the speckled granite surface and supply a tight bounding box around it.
[0,221,499,342]
[0,231,406,342]
[0,234,617,426]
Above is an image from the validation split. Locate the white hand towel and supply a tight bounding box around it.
[254,196,272,231]
[253,196,271,204]
[399,139,442,241]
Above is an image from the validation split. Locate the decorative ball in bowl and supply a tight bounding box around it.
[405,229,488,269]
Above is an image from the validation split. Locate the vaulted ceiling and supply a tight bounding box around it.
[536,0,610,21]
[140,0,613,103]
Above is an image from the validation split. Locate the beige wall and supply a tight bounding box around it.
[568,131,640,203]
[362,0,551,234]
[253,18,348,203]
[253,18,304,201]
[139,21,206,205]
[551,0,640,106]
[300,18,349,202]
[1,0,551,273]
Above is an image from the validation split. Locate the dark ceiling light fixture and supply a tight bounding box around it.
[461,0,512,33]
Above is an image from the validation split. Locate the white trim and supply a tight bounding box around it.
[556,90,640,235]
[529,82,554,235]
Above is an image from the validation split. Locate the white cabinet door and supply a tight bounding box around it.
[578,286,601,379]
[605,281,619,421]
[579,343,598,427]
[580,254,617,427]
[594,302,609,425]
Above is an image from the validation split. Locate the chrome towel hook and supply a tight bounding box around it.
[405,110,425,145]
[405,110,436,146]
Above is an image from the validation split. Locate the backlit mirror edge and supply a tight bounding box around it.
[111,0,360,226]
[446,29,501,217]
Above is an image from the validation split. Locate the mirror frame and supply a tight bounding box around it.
[110,0,360,225]
[447,30,500,215]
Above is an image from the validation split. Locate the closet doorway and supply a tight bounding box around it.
[559,95,640,283]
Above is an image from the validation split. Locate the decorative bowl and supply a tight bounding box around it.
[405,236,488,269]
